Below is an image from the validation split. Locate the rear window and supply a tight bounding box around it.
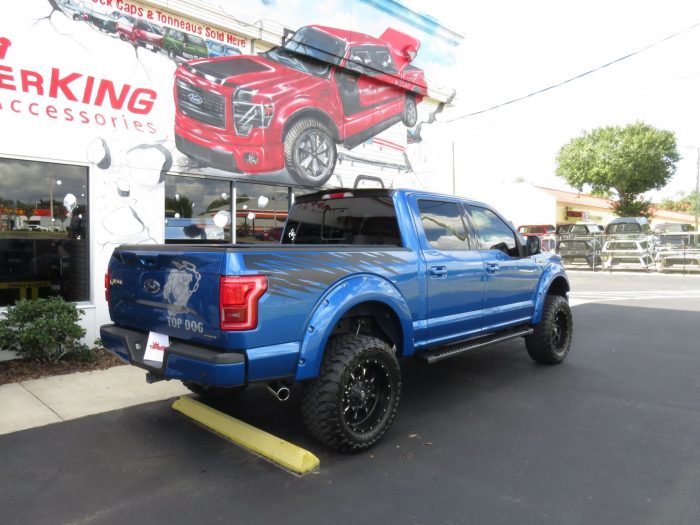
[282,196,402,246]
[606,223,642,234]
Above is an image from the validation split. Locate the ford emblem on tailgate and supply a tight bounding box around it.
[187,92,203,105]
[144,279,161,294]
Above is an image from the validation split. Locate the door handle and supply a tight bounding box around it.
[486,262,499,274]
[430,266,447,278]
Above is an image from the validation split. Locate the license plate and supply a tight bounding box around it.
[143,331,169,363]
[145,43,154,50]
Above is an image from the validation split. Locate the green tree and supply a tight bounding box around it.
[165,196,192,218]
[556,122,680,217]
[658,191,700,213]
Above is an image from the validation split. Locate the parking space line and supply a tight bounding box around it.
[172,396,320,476]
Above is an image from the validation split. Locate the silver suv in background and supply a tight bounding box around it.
[602,217,654,269]
[656,233,700,271]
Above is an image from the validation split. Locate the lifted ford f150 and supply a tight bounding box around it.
[101,189,573,452]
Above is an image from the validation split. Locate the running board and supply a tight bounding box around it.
[417,327,534,364]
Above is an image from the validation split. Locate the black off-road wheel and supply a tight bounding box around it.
[401,95,418,127]
[301,334,401,453]
[525,294,573,364]
[283,118,337,187]
[183,381,246,400]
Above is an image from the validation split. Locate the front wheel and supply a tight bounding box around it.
[525,295,573,364]
[283,118,337,187]
[301,334,401,453]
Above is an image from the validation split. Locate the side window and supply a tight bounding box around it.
[417,200,469,250]
[373,47,397,74]
[467,206,519,257]
[347,47,373,75]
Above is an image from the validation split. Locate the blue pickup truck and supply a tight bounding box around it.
[101,189,572,452]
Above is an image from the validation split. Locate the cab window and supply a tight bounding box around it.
[417,200,470,250]
[467,205,519,257]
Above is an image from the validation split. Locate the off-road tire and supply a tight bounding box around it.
[301,334,401,453]
[401,95,418,127]
[525,294,573,364]
[283,118,337,187]
[183,381,246,400]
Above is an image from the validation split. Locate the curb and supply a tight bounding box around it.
[171,396,320,475]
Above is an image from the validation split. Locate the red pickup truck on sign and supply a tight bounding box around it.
[174,25,427,186]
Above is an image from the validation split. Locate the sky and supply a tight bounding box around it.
[437,0,700,201]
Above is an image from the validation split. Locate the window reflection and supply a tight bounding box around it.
[0,158,89,306]
[235,183,289,243]
[165,176,232,243]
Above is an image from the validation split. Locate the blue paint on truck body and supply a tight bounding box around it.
[101,189,569,387]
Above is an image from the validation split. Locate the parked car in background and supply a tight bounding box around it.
[655,232,700,271]
[557,236,604,268]
[518,224,556,251]
[205,40,243,57]
[518,224,556,236]
[601,238,654,269]
[163,29,208,61]
[604,217,651,236]
[653,222,695,234]
[570,223,604,235]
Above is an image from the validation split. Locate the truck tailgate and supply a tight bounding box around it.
[107,246,226,346]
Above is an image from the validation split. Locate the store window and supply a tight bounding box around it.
[165,176,232,243]
[235,183,289,243]
[0,158,89,306]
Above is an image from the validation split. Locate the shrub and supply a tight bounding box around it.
[0,297,91,364]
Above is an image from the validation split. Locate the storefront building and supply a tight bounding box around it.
[0,0,462,345]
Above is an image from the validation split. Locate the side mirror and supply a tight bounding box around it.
[526,235,541,256]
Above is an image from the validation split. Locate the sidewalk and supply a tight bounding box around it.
[0,365,188,435]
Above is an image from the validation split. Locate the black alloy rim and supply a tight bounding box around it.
[341,358,392,434]
[552,310,569,351]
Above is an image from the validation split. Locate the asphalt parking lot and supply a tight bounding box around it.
[2,271,700,525]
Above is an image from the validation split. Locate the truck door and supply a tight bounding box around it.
[337,46,381,134]
[411,197,485,348]
[464,205,542,332]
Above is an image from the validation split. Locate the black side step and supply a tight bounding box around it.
[417,327,534,364]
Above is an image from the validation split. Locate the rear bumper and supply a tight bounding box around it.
[100,324,300,387]
[101,324,246,387]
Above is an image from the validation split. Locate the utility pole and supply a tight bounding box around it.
[696,147,699,232]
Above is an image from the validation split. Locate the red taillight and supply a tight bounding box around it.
[104,272,110,304]
[220,275,267,331]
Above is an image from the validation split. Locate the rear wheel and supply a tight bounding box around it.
[401,95,418,127]
[525,295,573,364]
[301,334,401,452]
